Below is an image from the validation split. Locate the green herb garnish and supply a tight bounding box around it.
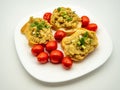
[77,31,89,46]
[30,21,50,37]
[31,21,50,31]
[83,31,88,38]
[61,12,73,21]
[30,23,36,27]
[57,7,61,12]
[80,37,85,45]
[66,17,73,21]
[61,12,67,18]
[34,21,39,25]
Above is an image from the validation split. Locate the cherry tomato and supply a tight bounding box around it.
[50,50,64,64]
[86,23,98,31]
[54,30,66,42]
[37,52,48,64]
[31,44,44,56]
[43,12,52,23]
[62,57,73,70]
[40,44,46,47]
[46,41,57,52]
[81,16,90,27]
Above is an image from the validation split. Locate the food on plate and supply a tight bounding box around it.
[54,30,66,42]
[45,40,57,52]
[37,52,49,64]
[50,7,81,35]
[81,16,90,27]
[21,16,54,46]
[61,28,98,61]
[31,44,44,56]
[20,7,99,70]
[50,50,64,64]
[81,16,98,32]
[43,12,52,23]
[62,57,73,70]
[86,23,98,32]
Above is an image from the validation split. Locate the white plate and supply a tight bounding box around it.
[14,6,113,83]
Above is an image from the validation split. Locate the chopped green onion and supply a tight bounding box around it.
[89,39,92,44]
[61,12,73,21]
[66,17,73,21]
[34,21,39,25]
[80,37,85,45]
[45,25,50,29]
[61,12,67,17]
[77,41,81,46]
[57,7,61,12]
[83,31,88,38]
[77,31,89,46]
[30,23,36,27]
[31,21,50,31]
[81,45,86,49]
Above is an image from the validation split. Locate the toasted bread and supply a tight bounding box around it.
[21,17,54,46]
[61,28,98,61]
[50,7,81,35]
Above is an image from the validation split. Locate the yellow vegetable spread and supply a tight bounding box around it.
[50,7,81,30]
[61,28,98,61]
[21,17,54,46]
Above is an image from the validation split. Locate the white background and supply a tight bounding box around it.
[0,0,120,90]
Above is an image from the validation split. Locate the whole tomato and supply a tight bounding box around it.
[50,50,64,64]
[54,30,66,42]
[46,41,57,52]
[62,57,73,70]
[81,16,90,27]
[37,52,48,64]
[86,23,98,32]
[31,44,44,56]
[43,12,52,23]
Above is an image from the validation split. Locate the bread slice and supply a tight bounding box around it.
[61,28,98,61]
[50,7,81,35]
[21,17,54,46]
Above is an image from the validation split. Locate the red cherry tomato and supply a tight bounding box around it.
[62,57,73,70]
[31,44,44,56]
[81,16,90,27]
[50,50,64,64]
[43,12,52,23]
[37,52,48,64]
[46,41,57,52]
[54,30,66,42]
[86,23,98,31]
